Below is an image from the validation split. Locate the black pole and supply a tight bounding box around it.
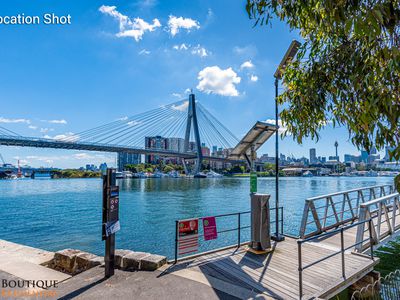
[104,168,117,278]
[273,78,284,241]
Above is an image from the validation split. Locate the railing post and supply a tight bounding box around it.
[281,207,284,235]
[368,219,374,260]
[297,240,303,299]
[340,227,345,278]
[175,220,179,264]
[237,213,241,248]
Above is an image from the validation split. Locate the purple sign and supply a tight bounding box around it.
[203,217,217,241]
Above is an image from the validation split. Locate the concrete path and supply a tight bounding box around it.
[0,240,70,283]
[53,266,238,300]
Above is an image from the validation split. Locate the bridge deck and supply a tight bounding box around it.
[164,237,377,299]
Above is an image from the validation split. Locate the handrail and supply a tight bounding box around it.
[297,219,375,299]
[174,207,284,263]
[355,192,400,252]
[299,184,394,238]
[306,184,393,201]
[360,192,399,207]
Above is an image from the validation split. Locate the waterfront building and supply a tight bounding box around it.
[258,154,275,164]
[145,136,168,164]
[344,154,361,163]
[117,152,140,171]
[384,146,396,162]
[212,145,218,156]
[167,137,185,153]
[361,150,369,163]
[201,144,210,156]
[321,156,327,163]
[310,148,317,164]
[99,162,108,173]
[329,155,339,161]
[85,164,97,171]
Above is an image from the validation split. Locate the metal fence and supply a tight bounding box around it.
[174,207,283,263]
[300,184,394,239]
[297,219,375,299]
[351,269,400,299]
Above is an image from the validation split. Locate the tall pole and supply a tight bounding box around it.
[273,78,283,241]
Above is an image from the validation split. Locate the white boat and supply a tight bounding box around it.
[122,171,133,178]
[206,170,223,178]
[302,171,313,177]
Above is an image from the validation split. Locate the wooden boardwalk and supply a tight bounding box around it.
[164,237,377,299]
[162,186,399,299]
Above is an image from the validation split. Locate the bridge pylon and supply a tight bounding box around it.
[184,93,203,174]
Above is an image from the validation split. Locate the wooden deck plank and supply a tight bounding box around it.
[168,213,391,300]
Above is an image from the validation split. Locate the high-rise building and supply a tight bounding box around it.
[145,136,168,164]
[361,150,369,163]
[167,137,185,153]
[344,154,360,163]
[117,152,141,171]
[99,162,108,173]
[212,146,218,156]
[384,146,396,162]
[309,148,317,164]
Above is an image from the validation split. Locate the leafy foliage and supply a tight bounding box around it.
[395,174,400,192]
[247,0,400,159]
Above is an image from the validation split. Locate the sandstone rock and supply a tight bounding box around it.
[115,249,133,268]
[75,252,102,272]
[121,252,150,271]
[140,254,167,271]
[53,249,81,273]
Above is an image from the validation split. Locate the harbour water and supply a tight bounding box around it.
[0,176,393,258]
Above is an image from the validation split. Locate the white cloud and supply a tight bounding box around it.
[0,117,30,124]
[28,125,38,130]
[117,116,128,121]
[48,119,67,124]
[240,60,254,70]
[40,128,54,133]
[184,88,191,94]
[138,49,151,55]
[73,153,95,160]
[173,43,189,50]
[191,45,208,57]
[172,43,209,57]
[167,15,200,36]
[172,93,182,98]
[43,132,79,141]
[264,119,289,135]
[250,75,258,82]
[99,5,161,42]
[197,66,241,97]
[171,101,189,112]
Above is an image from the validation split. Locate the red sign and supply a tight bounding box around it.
[178,219,199,255]
[203,217,217,241]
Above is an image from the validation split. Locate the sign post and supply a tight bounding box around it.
[177,218,199,257]
[102,168,120,278]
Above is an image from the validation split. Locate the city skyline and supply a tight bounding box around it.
[0,0,388,168]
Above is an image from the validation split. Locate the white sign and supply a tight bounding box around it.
[105,220,120,237]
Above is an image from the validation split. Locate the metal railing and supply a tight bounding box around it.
[299,184,394,238]
[297,219,375,299]
[174,207,284,263]
[355,192,400,252]
[351,269,400,299]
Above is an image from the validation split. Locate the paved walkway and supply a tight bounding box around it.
[52,266,236,300]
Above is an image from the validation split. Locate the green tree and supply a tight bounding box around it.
[247,1,400,160]
[395,174,400,193]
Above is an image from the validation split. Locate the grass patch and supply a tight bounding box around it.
[374,236,400,276]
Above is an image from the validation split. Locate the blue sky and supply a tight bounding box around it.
[0,0,373,168]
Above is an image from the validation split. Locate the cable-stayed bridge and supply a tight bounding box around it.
[0,94,243,173]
